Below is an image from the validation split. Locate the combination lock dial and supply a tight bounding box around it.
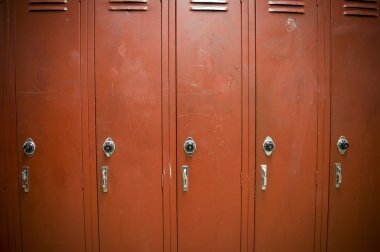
[263,136,275,156]
[23,138,36,157]
[103,137,116,158]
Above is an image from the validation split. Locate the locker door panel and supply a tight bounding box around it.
[0,1,8,250]
[328,1,380,251]
[15,1,85,251]
[176,2,242,251]
[255,1,318,251]
[95,1,163,251]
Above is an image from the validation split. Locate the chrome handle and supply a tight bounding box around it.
[21,166,29,192]
[261,164,267,191]
[102,166,108,193]
[335,163,342,188]
[182,165,189,192]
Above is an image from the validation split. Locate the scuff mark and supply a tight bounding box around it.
[286,18,297,32]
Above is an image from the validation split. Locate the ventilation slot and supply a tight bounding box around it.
[343,0,378,17]
[109,0,148,11]
[268,1,305,14]
[28,0,67,11]
[190,0,228,12]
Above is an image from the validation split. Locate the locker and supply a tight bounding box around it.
[255,1,319,251]
[15,1,86,251]
[95,0,164,251]
[176,1,243,251]
[328,1,380,251]
[0,1,9,249]
[0,1,8,251]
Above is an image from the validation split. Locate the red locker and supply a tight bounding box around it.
[176,1,244,251]
[255,1,319,251]
[14,1,86,251]
[95,0,164,251]
[328,1,380,251]
[0,1,9,250]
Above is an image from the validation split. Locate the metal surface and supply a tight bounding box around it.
[336,136,349,155]
[15,0,86,251]
[101,166,108,193]
[261,165,267,191]
[176,0,242,251]
[255,0,319,251]
[262,136,275,156]
[182,165,189,192]
[22,138,36,157]
[335,163,342,188]
[95,0,164,251]
[102,137,115,158]
[328,0,380,251]
[21,166,29,193]
[183,137,196,157]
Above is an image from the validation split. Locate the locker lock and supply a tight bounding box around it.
[337,136,349,155]
[103,137,116,158]
[184,137,196,157]
[263,136,275,156]
[23,138,36,157]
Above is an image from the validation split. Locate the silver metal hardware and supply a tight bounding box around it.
[101,166,108,193]
[261,164,267,191]
[103,137,116,158]
[182,165,189,192]
[335,163,342,188]
[21,166,29,192]
[263,136,275,156]
[23,138,36,157]
[337,136,349,155]
[184,137,196,157]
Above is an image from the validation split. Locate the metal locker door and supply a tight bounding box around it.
[255,1,319,251]
[0,1,8,250]
[176,1,243,251]
[95,0,164,251]
[328,1,380,251]
[15,1,85,251]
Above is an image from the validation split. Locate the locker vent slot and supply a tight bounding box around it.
[190,0,228,12]
[109,0,148,11]
[343,0,378,17]
[28,0,68,11]
[268,0,305,14]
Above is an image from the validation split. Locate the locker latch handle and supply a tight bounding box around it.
[261,164,267,191]
[335,163,342,188]
[182,165,189,192]
[102,166,108,193]
[21,166,29,193]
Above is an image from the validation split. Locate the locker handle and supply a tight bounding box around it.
[21,166,29,193]
[261,164,267,191]
[102,166,108,193]
[182,165,189,192]
[335,163,342,188]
